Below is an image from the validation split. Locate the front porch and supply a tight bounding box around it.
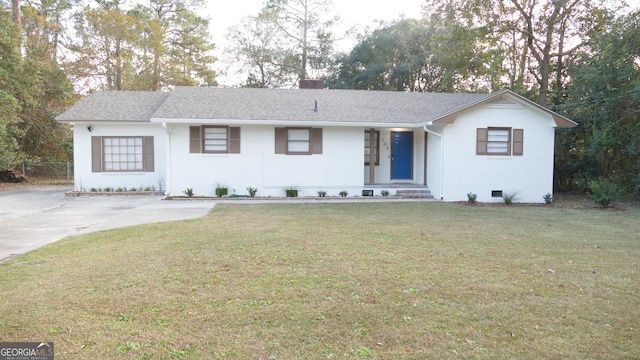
[364,127,435,199]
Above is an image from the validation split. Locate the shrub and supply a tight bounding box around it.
[502,192,518,205]
[543,193,553,205]
[247,187,258,197]
[215,185,228,197]
[339,191,348,197]
[183,188,194,197]
[467,192,477,204]
[90,187,98,192]
[380,190,390,197]
[103,187,112,192]
[589,178,622,208]
[285,188,298,197]
[317,190,327,197]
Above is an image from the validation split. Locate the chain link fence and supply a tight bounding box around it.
[20,162,74,183]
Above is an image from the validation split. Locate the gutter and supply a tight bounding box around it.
[423,124,444,200]
[163,122,171,196]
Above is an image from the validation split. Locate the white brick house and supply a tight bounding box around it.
[56,87,576,202]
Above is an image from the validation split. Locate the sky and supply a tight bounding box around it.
[206,0,640,86]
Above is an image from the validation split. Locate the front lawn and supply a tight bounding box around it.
[1,202,638,359]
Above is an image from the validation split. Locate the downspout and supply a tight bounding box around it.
[423,125,444,200]
[163,122,171,196]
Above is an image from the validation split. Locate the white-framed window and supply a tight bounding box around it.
[203,126,229,153]
[487,128,510,155]
[287,128,311,153]
[103,137,144,171]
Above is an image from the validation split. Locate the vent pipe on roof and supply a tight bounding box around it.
[314,100,318,112]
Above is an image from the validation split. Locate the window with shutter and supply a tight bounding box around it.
[91,136,154,172]
[203,126,229,153]
[476,128,523,156]
[275,127,323,155]
[190,126,241,154]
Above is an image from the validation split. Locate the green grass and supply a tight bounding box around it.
[1,202,639,359]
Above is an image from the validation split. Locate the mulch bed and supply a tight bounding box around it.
[457,193,630,211]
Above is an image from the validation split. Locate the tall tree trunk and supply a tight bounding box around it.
[12,0,21,51]
[12,0,21,27]
[152,51,161,91]
[300,1,308,80]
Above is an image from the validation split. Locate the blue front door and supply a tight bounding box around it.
[391,131,413,180]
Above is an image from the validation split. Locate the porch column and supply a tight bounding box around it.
[369,127,376,185]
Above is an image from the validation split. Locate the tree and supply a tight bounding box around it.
[68,0,216,91]
[0,2,74,165]
[555,10,640,193]
[422,0,611,104]
[260,0,337,84]
[69,3,140,90]
[224,14,298,88]
[503,0,609,105]
[326,19,462,92]
[0,7,25,169]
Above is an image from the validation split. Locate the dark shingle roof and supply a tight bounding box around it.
[56,91,170,122]
[151,87,491,125]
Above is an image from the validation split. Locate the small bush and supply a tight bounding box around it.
[543,193,553,205]
[215,186,228,198]
[502,192,518,205]
[380,190,390,197]
[90,187,98,192]
[285,188,298,197]
[589,178,622,208]
[183,188,194,197]
[103,187,112,192]
[247,187,258,197]
[339,190,348,197]
[317,190,327,197]
[467,192,477,204]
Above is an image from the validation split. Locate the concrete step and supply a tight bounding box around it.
[396,189,434,199]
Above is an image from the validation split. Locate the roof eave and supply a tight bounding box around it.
[151,118,421,128]
[429,90,578,128]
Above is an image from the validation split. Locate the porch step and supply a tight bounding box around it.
[396,189,434,199]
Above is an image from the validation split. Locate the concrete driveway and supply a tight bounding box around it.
[0,186,216,262]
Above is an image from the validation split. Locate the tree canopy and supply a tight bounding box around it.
[556,10,640,193]
[326,18,467,92]
[68,0,216,91]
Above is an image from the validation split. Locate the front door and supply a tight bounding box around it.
[391,131,413,180]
